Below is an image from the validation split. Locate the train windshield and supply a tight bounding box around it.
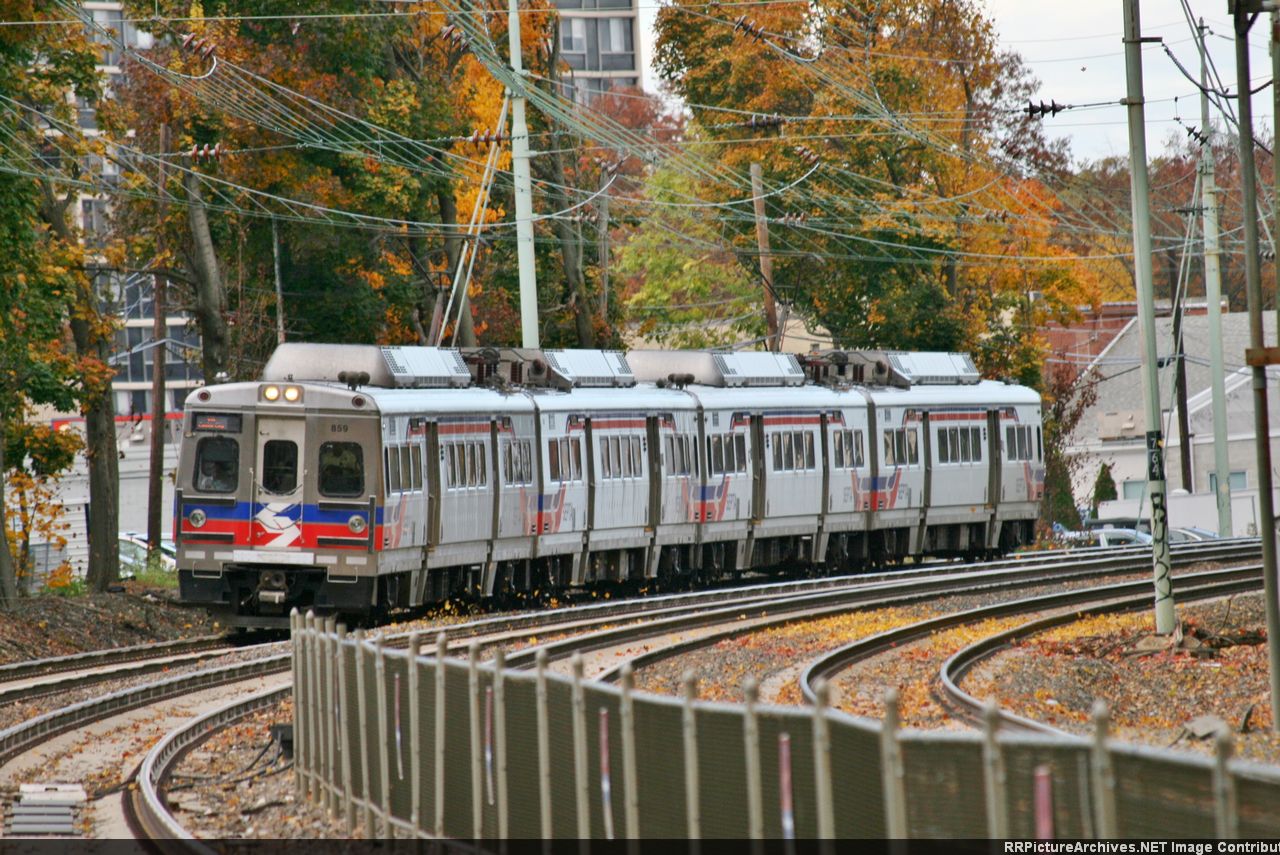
[194,437,239,493]
[319,442,364,497]
[262,440,298,494]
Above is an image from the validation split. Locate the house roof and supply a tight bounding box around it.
[1073,310,1280,448]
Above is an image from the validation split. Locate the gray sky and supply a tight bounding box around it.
[637,1,1277,163]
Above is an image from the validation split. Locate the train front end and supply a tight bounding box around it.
[175,378,382,628]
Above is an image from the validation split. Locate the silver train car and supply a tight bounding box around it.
[175,345,1044,627]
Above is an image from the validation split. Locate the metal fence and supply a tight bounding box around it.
[290,612,1280,839]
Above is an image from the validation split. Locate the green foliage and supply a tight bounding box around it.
[617,166,763,348]
[1092,463,1118,515]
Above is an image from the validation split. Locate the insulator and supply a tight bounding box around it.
[180,32,198,50]
[189,144,199,160]
[290,21,301,36]
[200,42,216,59]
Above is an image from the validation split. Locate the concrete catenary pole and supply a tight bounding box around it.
[1231,0,1280,731]
[1122,0,1176,634]
[1198,19,1232,537]
[508,0,539,348]
[146,122,169,560]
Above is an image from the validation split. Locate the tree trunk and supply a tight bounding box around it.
[39,185,120,592]
[70,311,121,593]
[0,406,18,605]
[184,170,230,381]
[549,146,594,347]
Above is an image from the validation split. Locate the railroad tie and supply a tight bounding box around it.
[3,783,86,837]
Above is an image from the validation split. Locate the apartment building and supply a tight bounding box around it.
[553,0,642,102]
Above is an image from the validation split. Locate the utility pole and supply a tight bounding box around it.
[1122,0,1176,634]
[1171,292,1193,491]
[272,217,285,345]
[508,0,539,348]
[146,123,169,561]
[1232,0,1280,732]
[750,163,780,352]
[598,168,610,325]
[1199,18,1232,536]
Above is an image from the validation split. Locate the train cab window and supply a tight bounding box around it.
[503,439,533,486]
[319,442,363,497]
[262,440,298,494]
[194,436,238,493]
[834,429,863,469]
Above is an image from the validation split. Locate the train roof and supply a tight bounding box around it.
[361,385,536,416]
[865,379,1040,407]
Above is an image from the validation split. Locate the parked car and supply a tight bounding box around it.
[1168,526,1222,543]
[118,533,177,579]
[1089,528,1153,548]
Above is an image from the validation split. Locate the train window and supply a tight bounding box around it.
[883,433,895,467]
[907,429,919,465]
[400,445,414,491]
[1016,427,1028,461]
[804,432,816,470]
[894,431,906,467]
[386,447,402,494]
[936,429,948,464]
[571,438,582,481]
[548,440,561,483]
[735,435,747,472]
[1036,426,1042,461]
[262,440,298,494]
[411,445,423,490]
[631,437,642,476]
[194,436,238,493]
[599,437,612,479]
[833,430,845,468]
[1006,426,1016,460]
[853,430,865,467]
[319,442,363,497]
[959,428,971,463]
[610,437,622,478]
[476,442,487,486]
[503,442,512,484]
[724,434,736,473]
[970,428,982,462]
[715,436,727,475]
[464,443,476,486]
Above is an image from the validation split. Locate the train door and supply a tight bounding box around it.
[252,416,306,549]
[986,409,1002,549]
[645,416,662,529]
[750,415,766,522]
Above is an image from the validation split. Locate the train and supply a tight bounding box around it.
[174,345,1044,627]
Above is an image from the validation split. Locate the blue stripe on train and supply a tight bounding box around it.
[178,500,385,524]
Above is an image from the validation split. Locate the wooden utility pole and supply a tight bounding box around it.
[146,123,169,559]
[1171,295,1193,490]
[750,163,780,352]
[272,217,285,344]
[1231,0,1280,730]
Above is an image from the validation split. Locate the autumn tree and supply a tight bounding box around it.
[1091,462,1117,518]
[0,2,117,596]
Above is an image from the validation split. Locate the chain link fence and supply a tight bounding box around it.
[290,612,1280,839]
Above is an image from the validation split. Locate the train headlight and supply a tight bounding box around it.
[347,515,367,534]
[283,385,302,403]
[262,385,281,402]
[188,509,207,528]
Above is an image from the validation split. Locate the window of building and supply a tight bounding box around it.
[560,17,586,53]
[1121,479,1146,500]
[599,17,633,53]
[1208,471,1248,492]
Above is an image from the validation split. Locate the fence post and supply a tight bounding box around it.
[306,612,322,804]
[407,633,422,837]
[1213,725,1238,839]
[536,649,553,838]
[571,653,591,839]
[982,700,1009,838]
[1089,701,1116,838]
[880,688,908,838]
[435,631,448,838]
[619,664,640,841]
[469,641,484,840]
[1034,765,1053,839]
[375,635,393,837]
[290,610,304,793]
[353,629,373,837]
[337,627,356,834]
[494,649,510,840]
[743,678,764,841]
[324,615,339,817]
[600,708,616,840]
[811,679,835,843]
[682,672,701,840]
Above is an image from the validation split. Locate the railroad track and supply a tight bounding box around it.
[0,538,1255,843]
